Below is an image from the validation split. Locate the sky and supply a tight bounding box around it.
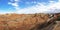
[0,0,60,14]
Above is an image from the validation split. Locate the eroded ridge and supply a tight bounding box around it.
[0,13,60,30]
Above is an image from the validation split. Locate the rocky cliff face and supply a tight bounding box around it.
[0,13,60,30]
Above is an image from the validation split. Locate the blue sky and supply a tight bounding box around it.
[0,0,60,14]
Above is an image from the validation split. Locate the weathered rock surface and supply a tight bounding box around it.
[0,13,60,30]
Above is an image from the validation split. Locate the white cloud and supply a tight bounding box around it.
[16,0,60,14]
[10,0,19,2]
[8,2,19,7]
[31,1,37,4]
[7,0,60,14]
[8,0,19,10]
[0,11,14,14]
[15,0,19,2]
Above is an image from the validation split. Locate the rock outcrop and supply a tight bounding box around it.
[0,13,60,30]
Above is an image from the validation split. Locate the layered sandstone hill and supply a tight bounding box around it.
[0,13,60,30]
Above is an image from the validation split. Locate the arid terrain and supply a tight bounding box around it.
[0,13,60,30]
